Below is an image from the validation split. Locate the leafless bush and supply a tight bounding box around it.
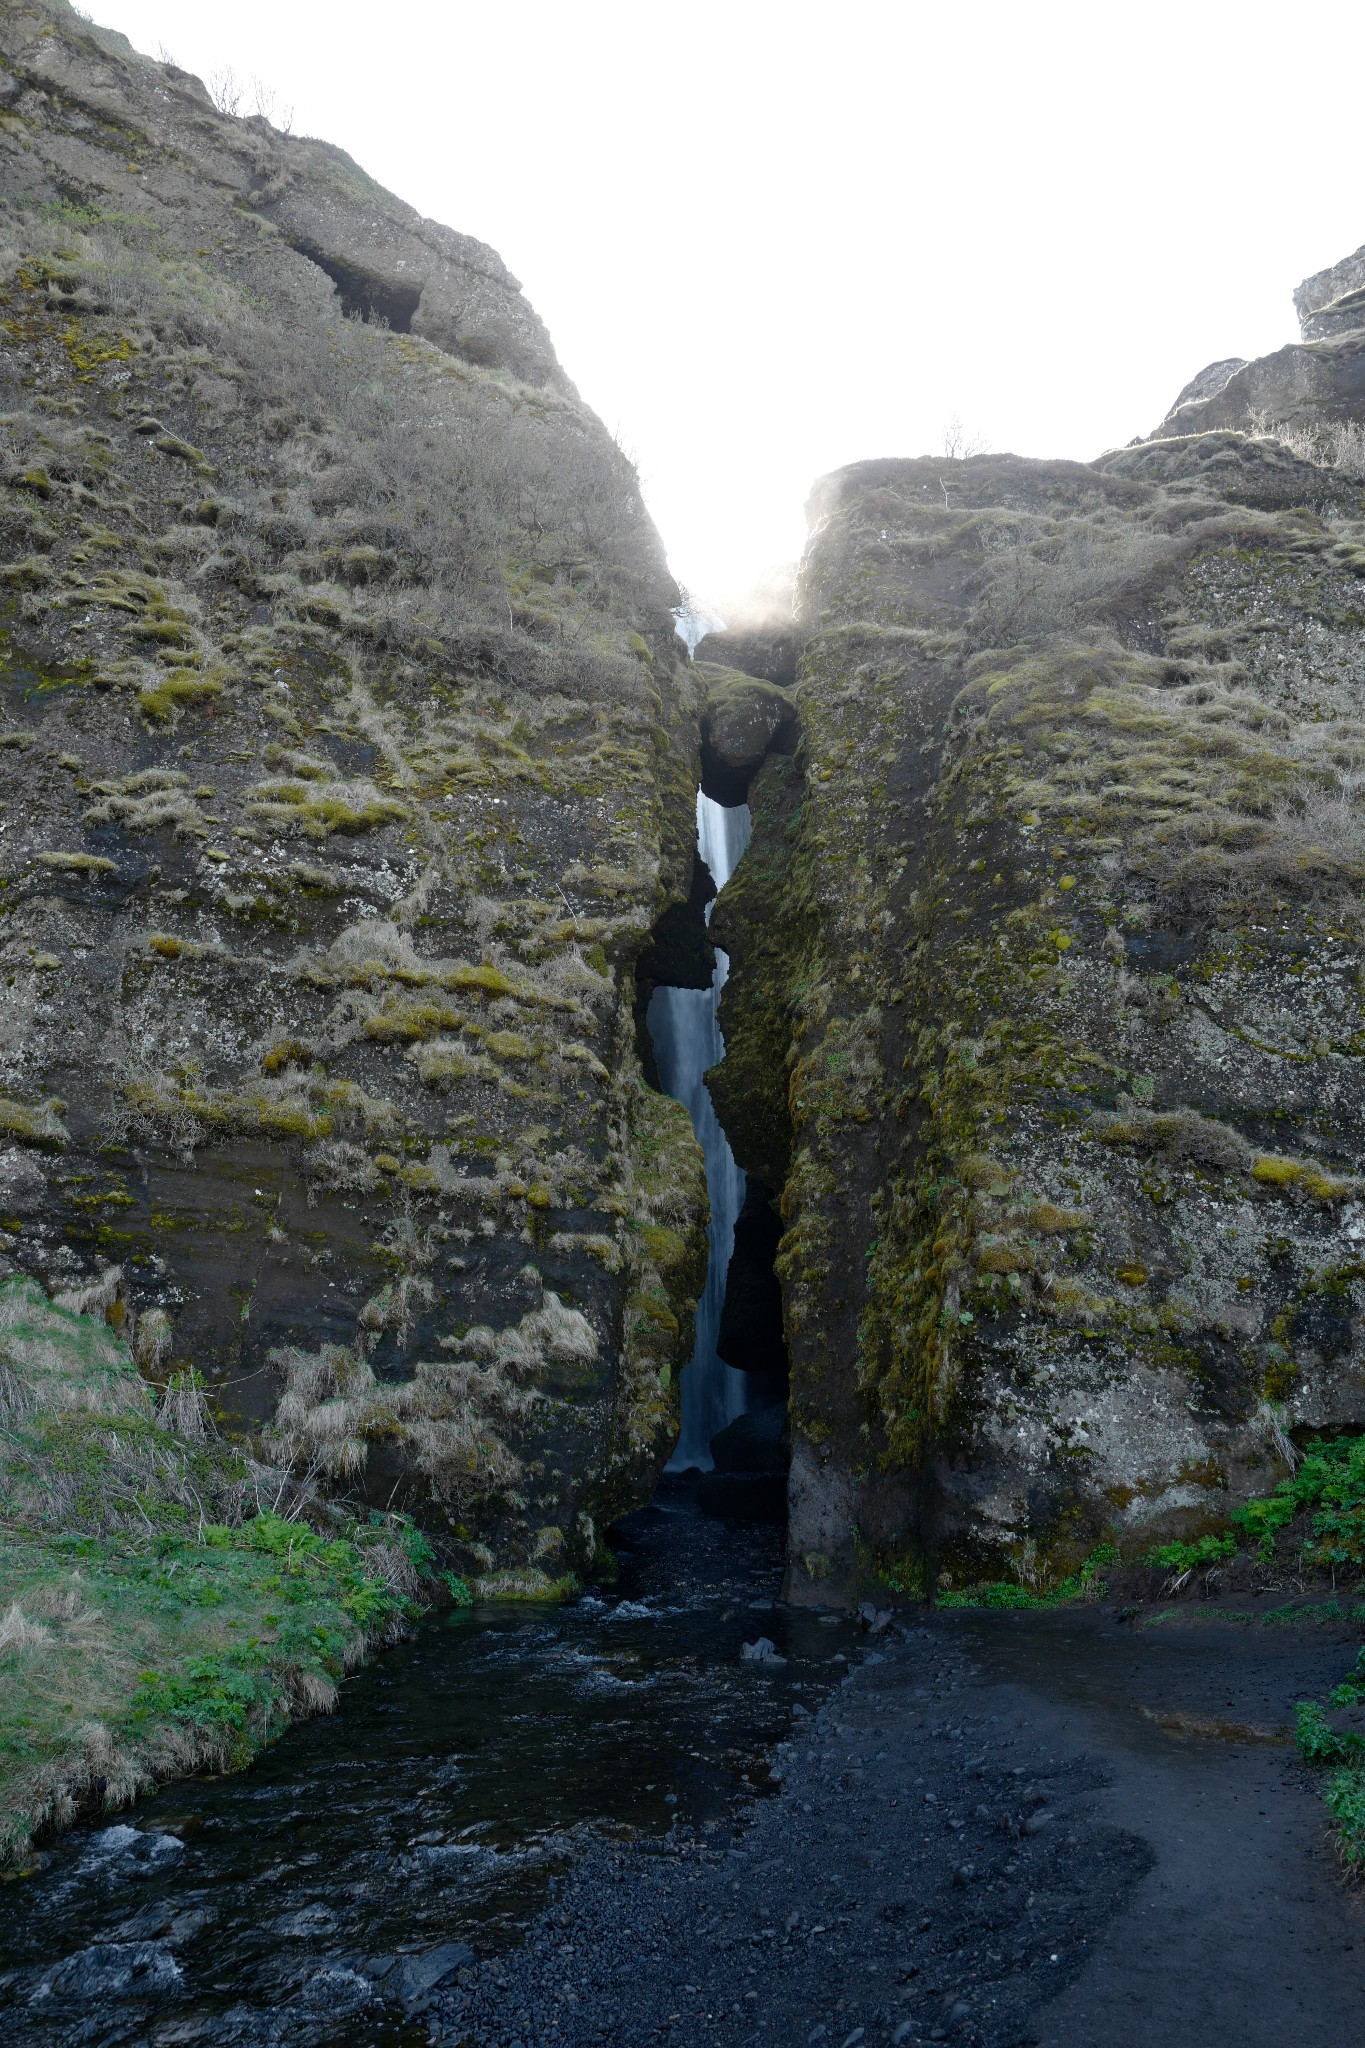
[942,411,988,460]
[301,1140,382,1195]
[1248,409,1365,483]
[973,520,1179,647]
[156,1369,213,1441]
[1142,778,1365,916]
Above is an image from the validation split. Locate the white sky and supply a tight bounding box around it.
[87,0,1365,605]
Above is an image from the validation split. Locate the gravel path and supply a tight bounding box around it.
[436,1606,1365,2048]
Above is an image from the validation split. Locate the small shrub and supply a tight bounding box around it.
[1324,1768,1365,1868]
[1144,1533,1236,1573]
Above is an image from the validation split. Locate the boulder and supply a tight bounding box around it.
[698,665,799,805]
[710,1400,790,1476]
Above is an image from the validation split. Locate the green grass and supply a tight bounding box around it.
[1324,1767,1365,1869]
[937,1543,1118,1609]
[1227,1436,1365,1568]
[0,1276,434,1864]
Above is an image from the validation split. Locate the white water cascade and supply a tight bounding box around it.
[648,790,753,1469]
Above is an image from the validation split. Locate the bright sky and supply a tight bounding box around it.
[87,0,1365,607]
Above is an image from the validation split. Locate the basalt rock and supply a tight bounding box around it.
[695,625,799,690]
[716,1179,788,1382]
[714,375,1365,1602]
[0,0,709,1581]
[697,662,799,806]
[1155,245,1365,442]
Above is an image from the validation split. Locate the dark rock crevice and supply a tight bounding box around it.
[290,238,422,331]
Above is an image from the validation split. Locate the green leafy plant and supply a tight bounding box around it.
[1143,1534,1236,1573]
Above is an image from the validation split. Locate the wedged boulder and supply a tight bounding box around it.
[710,1400,789,1476]
[698,664,799,805]
[696,626,799,689]
[697,1402,789,1525]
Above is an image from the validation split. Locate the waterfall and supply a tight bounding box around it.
[647,791,752,1469]
[672,601,726,658]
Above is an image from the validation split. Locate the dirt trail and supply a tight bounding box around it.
[441,1606,1365,2047]
[964,1610,1365,2048]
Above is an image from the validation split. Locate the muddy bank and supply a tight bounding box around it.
[442,1604,1365,2048]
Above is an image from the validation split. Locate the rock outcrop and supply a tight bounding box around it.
[712,368,1365,1600]
[1155,248,1365,452]
[0,0,708,1585]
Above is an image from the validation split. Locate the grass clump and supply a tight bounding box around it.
[0,1096,68,1151]
[0,1276,433,1863]
[246,777,407,839]
[1143,1533,1237,1574]
[1230,1436,1365,1569]
[34,852,117,876]
[1324,1767,1365,1869]
[137,668,223,724]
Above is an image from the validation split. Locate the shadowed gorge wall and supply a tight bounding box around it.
[715,399,1365,1603]
[0,0,710,1590]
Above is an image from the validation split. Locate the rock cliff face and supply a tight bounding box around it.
[711,262,1365,1601]
[0,1,708,1588]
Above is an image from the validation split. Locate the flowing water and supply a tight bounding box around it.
[647,792,753,1469]
[0,1485,863,2046]
[0,784,796,2045]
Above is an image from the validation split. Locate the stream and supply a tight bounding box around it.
[0,1485,864,2045]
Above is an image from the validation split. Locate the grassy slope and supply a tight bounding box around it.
[0,1277,439,1866]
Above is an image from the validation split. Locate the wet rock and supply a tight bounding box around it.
[711,1402,789,1477]
[698,1406,789,1525]
[81,1825,185,1878]
[295,1965,373,2014]
[273,1904,339,1937]
[31,1940,181,2003]
[740,1636,787,1665]
[398,1941,477,2004]
[115,1901,213,1945]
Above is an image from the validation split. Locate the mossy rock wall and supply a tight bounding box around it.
[716,438,1365,1603]
[0,1,708,1582]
